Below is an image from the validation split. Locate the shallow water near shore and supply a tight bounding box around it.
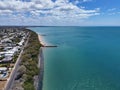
[31,27,120,90]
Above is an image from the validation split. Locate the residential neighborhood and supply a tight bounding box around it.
[0,27,29,89]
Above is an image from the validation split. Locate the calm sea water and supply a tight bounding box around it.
[31,27,120,90]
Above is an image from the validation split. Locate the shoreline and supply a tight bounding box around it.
[38,48,44,90]
[35,34,45,90]
[36,33,57,90]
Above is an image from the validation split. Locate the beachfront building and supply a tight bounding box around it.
[0,67,8,80]
[18,38,25,46]
[0,27,28,84]
[0,56,12,63]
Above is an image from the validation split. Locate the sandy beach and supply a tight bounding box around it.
[38,34,47,47]
[38,34,45,46]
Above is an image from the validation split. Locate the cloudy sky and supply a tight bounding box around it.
[0,0,120,26]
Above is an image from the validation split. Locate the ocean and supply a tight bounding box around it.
[31,27,120,90]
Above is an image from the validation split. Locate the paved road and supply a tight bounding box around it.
[4,33,30,90]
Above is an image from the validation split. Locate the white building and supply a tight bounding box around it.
[18,38,25,46]
[0,67,7,73]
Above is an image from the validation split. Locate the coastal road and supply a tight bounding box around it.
[4,33,30,90]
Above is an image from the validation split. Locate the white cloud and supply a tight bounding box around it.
[0,10,13,14]
[83,0,92,2]
[0,0,100,25]
[107,8,120,16]
[73,0,93,4]
[108,8,116,12]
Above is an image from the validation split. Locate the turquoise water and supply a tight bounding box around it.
[31,27,120,90]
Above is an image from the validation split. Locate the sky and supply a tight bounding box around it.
[0,0,120,26]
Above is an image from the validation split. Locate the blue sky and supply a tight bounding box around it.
[0,0,120,26]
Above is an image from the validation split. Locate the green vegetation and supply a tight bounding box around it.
[0,47,4,52]
[12,53,19,63]
[0,63,10,67]
[20,29,41,90]
[0,56,5,60]
[11,36,21,43]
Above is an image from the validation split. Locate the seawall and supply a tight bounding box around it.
[37,47,44,90]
